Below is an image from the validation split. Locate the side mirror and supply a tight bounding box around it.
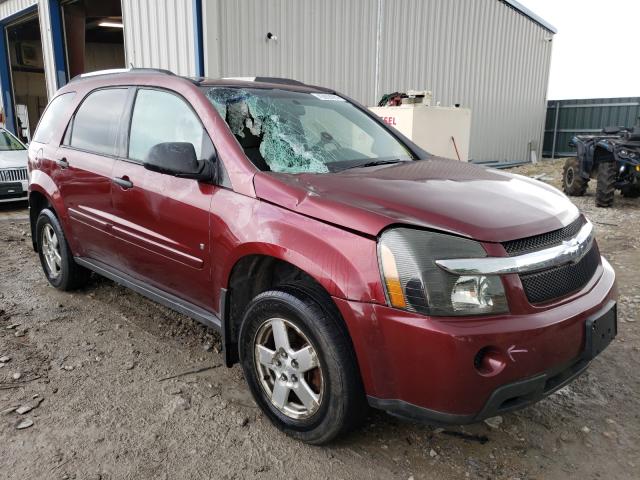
[143,142,214,181]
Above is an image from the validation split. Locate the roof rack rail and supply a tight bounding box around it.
[70,68,176,83]
[222,76,306,86]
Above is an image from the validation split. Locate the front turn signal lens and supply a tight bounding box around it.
[380,243,407,308]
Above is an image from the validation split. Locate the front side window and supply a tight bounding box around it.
[203,87,413,174]
[0,130,26,151]
[32,92,76,145]
[69,88,128,156]
[128,89,208,162]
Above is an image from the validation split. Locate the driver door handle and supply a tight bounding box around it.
[113,176,134,189]
[56,157,69,169]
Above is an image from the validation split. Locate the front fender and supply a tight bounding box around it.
[211,189,386,306]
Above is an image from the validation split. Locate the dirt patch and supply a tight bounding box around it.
[1,160,638,479]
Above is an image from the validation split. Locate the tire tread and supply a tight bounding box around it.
[596,161,616,207]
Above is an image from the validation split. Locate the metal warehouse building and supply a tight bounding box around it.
[0,0,555,164]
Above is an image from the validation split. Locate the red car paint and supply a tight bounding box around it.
[28,72,617,422]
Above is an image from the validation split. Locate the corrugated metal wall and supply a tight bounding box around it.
[0,0,553,164]
[121,0,196,77]
[215,0,379,106]
[544,98,640,157]
[0,0,36,20]
[379,0,552,163]
[208,0,553,164]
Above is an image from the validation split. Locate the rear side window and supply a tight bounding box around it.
[32,92,76,144]
[128,89,207,161]
[69,88,128,156]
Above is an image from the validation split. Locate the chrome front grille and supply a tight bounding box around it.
[0,167,28,182]
[500,218,600,304]
[502,216,585,256]
[519,244,601,304]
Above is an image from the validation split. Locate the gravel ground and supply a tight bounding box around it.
[0,159,638,480]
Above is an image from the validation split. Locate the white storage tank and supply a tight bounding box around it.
[370,104,472,162]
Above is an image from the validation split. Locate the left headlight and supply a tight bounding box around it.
[378,228,508,316]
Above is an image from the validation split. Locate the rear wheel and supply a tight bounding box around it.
[239,288,365,444]
[596,161,616,207]
[36,209,90,290]
[562,157,589,196]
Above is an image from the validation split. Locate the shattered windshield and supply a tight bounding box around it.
[202,87,413,174]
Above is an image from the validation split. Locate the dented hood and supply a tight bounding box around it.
[253,158,579,242]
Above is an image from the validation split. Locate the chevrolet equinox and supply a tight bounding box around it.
[27,69,617,444]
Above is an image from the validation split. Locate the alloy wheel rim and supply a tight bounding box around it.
[254,317,324,420]
[42,224,62,279]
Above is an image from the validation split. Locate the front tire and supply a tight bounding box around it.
[36,209,90,290]
[562,157,589,196]
[238,288,365,444]
[596,161,616,207]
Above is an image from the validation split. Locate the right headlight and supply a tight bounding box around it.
[378,228,508,316]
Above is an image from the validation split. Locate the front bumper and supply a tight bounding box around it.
[0,179,28,203]
[334,257,617,424]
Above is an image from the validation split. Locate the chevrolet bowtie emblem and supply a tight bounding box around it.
[562,235,589,263]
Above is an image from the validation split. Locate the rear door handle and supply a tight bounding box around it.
[113,176,134,189]
[56,157,69,169]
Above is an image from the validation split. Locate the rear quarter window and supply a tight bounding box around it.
[68,88,128,156]
[32,92,76,144]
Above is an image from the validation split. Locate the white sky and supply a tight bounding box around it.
[517,0,640,100]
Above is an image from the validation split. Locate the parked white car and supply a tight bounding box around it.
[0,128,28,203]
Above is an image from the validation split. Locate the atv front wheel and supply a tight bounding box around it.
[562,157,589,196]
[596,161,616,207]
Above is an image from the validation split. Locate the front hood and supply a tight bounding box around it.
[253,158,579,242]
[0,150,28,169]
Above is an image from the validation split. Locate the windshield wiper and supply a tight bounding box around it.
[342,159,407,170]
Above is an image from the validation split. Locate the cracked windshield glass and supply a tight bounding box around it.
[203,87,413,173]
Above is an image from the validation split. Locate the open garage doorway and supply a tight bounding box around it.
[6,14,47,144]
[61,0,125,78]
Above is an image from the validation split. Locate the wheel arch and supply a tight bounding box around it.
[29,174,65,251]
[222,250,364,369]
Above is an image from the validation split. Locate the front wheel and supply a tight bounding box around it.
[562,157,589,196]
[596,161,616,207]
[239,288,365,444]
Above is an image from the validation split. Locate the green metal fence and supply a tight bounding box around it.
[543,97,640,158]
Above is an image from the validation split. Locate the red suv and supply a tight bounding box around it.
[28,70,617,444]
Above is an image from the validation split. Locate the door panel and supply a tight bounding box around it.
[57,88,129,263]
[110,164,214,307]
[58,148,116,261]
[110,88,216,310]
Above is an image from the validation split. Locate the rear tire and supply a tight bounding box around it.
[36,209,90,290]
[562,157,588,196]
[595,161,616,207]
[238,288,365,444]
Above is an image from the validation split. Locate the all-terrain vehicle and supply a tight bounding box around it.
[563,121,640,207]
